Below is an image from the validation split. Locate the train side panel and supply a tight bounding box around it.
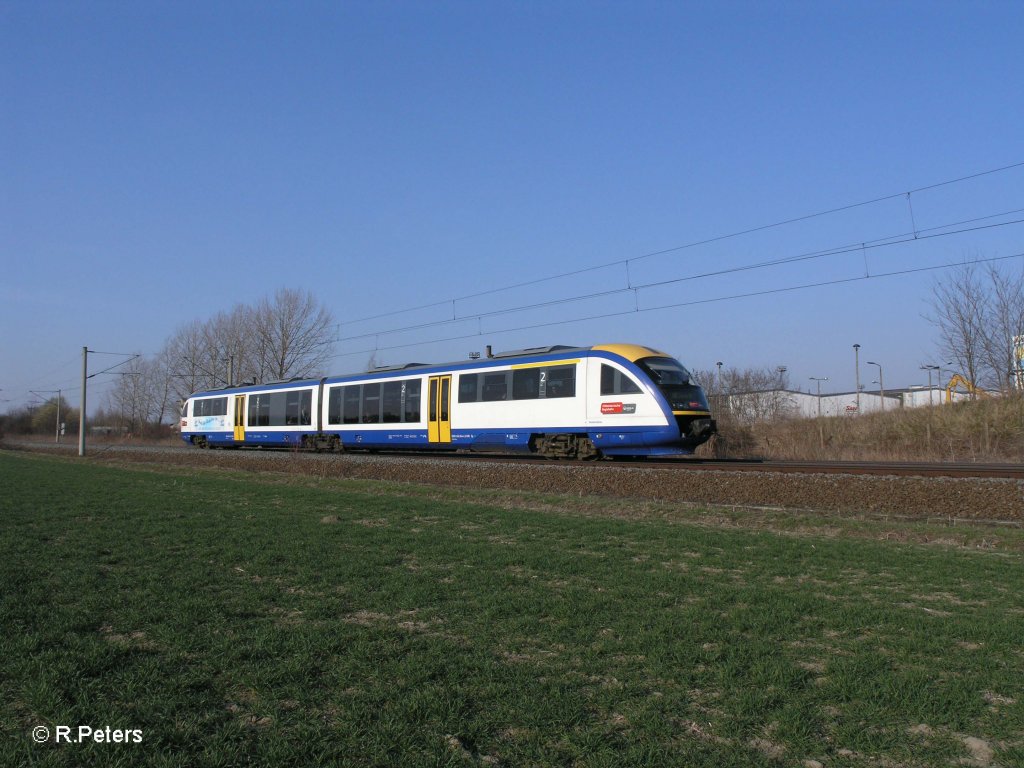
[182,382,322,449]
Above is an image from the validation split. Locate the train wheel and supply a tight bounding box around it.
[532,434,600,460]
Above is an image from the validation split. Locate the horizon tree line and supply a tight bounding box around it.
[5,261,1020,437]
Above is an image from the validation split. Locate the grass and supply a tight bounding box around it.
[1,451,1022,767]
[703,394,1024,462]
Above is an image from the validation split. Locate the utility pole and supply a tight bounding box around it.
[30,388,62,443]
[716,361,724,414]
[853,344,861,413]
[79,346,88,456]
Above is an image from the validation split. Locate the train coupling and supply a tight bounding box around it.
[682,417,717,448]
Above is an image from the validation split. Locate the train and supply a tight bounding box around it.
[180,343,716,458]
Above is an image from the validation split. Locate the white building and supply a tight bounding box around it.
[723,386,969,421]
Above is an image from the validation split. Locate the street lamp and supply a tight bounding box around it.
[920,365,940,407]
[866,361,885,411]
[853,344,861,413]
[809,377,829,417]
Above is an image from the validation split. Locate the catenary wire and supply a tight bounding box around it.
[336,160,1024,328]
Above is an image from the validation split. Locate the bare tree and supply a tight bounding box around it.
[253,288,335,380]
[927,261,1024,392]
[164,318,222,404]
[160,288,336,410]
[980,263,1024,392]
[927,263,987,388]
[695,365,795,423]
[105,355,171,435]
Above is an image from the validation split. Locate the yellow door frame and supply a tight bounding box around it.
[234,394,245,441]
[428,375,452,444]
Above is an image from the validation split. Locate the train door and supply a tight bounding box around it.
[233,394,245,441]
[428,375,452,444]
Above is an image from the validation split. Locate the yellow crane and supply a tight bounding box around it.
[945,374,987,404]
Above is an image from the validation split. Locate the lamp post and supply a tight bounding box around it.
[921,365,939,407]
[866,361,884,411]
[809,377,828,417]
[853,344,861,413]
[810,376,828,450]
[920,364,940,453]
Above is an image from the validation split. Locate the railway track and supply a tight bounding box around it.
[7,440,1023,480]
[641,457,1024,480]
[350,452,1024,480]
[6,440,1023,520]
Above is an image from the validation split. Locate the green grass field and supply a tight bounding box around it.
[1,451,1022,767]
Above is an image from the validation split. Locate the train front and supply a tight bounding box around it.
[635,354,717,450]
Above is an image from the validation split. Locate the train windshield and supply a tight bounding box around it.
[637,356,709,412]
[638,357,692,386]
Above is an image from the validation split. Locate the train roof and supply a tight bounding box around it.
[186,343,672,398]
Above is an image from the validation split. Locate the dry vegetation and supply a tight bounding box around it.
[700,395,1024,463]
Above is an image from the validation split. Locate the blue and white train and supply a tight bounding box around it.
[180,343,716,458]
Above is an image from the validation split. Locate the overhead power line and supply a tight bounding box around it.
[325,250,1024,362]
[328,211,1024,345]
[336,159,1024,328]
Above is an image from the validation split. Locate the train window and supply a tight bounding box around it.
[327,387,343,424]
[194,397,228,417]
[287,390,312,425]
[343,386,360,424]
[382,381,403,423]
[285,392,299,425]
[362,383,381,423]
[482,372,509,401]
[270,393,288,425]
[247,392,294,426]
[545,366,576,398]
[601,364,642,395]
[458,374,478,403]
[513,369,540,400]
[248,394,269,426]
[404,379,422,422]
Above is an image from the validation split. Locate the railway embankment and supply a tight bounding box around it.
[6,441,1023,523]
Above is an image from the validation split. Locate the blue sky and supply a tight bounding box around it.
[3,1,1023,413]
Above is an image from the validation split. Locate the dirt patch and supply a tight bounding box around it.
[960,734,995,766]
